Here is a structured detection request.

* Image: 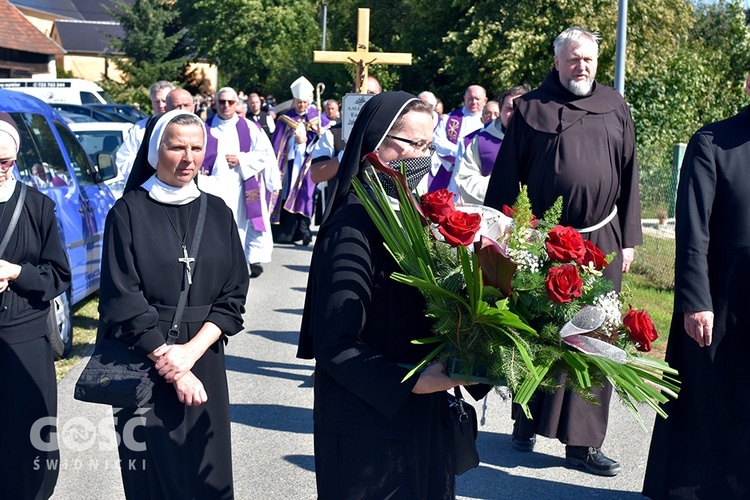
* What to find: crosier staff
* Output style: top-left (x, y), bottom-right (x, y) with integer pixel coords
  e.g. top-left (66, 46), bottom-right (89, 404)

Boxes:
top-left (315, 82), bottom-right (326, 136)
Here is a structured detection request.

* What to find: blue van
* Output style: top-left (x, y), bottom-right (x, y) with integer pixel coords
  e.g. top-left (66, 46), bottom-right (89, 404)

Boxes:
top-left (0, 89), bottom-right (117, 358)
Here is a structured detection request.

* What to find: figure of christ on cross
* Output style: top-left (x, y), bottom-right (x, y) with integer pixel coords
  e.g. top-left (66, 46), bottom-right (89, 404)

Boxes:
top-left (178, 244), bottom-right (195, 285)
top-left (313, 8), bottom-right (412, 94)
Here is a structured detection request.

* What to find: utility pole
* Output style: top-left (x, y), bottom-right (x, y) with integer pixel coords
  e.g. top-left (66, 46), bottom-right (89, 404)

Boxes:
top-left (614, 0), bottom-right (628, 96)
top-left (322, 0), bottom-right (328, 50)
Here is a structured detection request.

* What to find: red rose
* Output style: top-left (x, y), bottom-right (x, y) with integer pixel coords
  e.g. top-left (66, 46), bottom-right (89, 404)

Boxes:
top-left (623, 305), bottom-right (658, 352)
top-left (544, 264), bottom-right (583, 303)
top-left (576, 240), bottom-right (609, 270)
top-left (421, 189), bottom-right (456, 224)
top-left (546, 225), bottom-right (586, 263)
top-left (474, 236), bottom-right (517, 296)
top-left (438, 210), bottom-right (482, 247)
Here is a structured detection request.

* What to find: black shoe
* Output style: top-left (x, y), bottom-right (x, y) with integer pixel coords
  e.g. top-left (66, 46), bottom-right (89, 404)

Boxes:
top-left (565, 446), bottom-right (622, 477)
top-left (249, 263), bottom-right (264, 277)
top-left (511, 427), bottom-right (535, 452)
top-left (294, 233), bottom-right (312, 246)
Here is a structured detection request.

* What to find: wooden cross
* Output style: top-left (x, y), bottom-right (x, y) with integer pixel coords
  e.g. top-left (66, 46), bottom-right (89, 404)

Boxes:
top-left (314, 8), bottom-right (412, 94)
top-left (178, 244), bottom-right (195, 284)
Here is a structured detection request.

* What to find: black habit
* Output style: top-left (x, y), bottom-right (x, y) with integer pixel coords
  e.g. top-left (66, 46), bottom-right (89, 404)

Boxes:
top-left (99, 189), bottom-right (248, 499)
top-left (484, 69), bottom-right (642, 447)
top-left (299, 192), bottom-right (454, 499)
top-left (0, 182), bottom-right (70, 499)
top-left (298, 92), bottom-right (455, 499)
top-left (643, 108), bottom-right (750, 499)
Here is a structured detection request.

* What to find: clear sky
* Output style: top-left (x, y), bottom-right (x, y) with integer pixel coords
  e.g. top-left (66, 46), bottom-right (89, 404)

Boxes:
top-left (697, 0), bottom-right (750, 8)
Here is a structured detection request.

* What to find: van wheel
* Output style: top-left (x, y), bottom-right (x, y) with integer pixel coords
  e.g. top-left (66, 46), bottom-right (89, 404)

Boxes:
top-left (49, 293), bottom-right (73, 359)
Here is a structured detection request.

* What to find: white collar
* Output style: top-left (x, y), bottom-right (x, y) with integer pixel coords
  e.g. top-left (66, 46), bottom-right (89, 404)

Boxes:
top-left (142, 174), bottom-right (201, 205)
top-left (215, 115), bottom-right (238, 128)
top-left (462, 107), bottom-right (482, 118)
top-left (483, 119), bottom-right (506, 140)
top-left (0, 175), bottom-right (17, 203)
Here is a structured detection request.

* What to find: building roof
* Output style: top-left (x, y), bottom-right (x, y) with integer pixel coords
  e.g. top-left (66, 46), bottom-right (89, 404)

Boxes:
top-left (10, 0), bottom-right (83, 20)
top-left (53, 19), bottom-right (124, 54)
top-left (70, 0), bottom-right (127, 22)
top-left (0, 0), bottom-right (64, 54)
top-left (11, 0), bottom-right (133, 21)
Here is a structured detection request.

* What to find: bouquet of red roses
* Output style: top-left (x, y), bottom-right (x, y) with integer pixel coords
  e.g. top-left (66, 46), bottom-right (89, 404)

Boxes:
top-left (352, 153), bottom-right (678, 425)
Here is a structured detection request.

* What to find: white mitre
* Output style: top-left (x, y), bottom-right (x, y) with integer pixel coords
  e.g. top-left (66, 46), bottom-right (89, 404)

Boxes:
top-left (290, 76), bottom-right (314, 101)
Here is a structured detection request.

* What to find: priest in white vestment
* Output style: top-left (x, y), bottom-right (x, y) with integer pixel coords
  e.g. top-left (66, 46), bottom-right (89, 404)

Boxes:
top-left (430, 85), bottom-right (487, 194)
top-left (198, 87), bottom-right (280, 277)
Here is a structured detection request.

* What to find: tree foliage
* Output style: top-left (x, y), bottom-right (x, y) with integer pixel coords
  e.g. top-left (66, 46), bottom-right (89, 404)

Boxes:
top-left (106, 0), bottom-right (189, 111)
top-left (176, 0), bottom-right (323, 99)
top-left (626, 0), bottom-right (749, 215)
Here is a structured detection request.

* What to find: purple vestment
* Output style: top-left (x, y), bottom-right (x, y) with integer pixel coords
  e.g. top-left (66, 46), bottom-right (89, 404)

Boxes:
top-left (203, 117), bottom-right (266, 232)
top-left (269, 107), bottom-right (328, 221)
top-left (476, 129), bottom-right (503, 176)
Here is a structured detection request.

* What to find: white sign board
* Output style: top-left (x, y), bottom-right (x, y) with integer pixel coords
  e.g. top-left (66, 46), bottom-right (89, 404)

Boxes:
top-left (341, 93), bottom-right (375, 143)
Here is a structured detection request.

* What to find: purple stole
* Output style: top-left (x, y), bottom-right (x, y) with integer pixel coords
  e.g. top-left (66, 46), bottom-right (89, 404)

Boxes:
top-left (203, 117), bottom-right (266, 232)
top-left (429, 109), bottom-right (473, 192)
top-left (51, 175), bottom-right (67, 187)
top-left (476, 129), bottom-right (503, 176)
top-left (269, 108), bottom-right (326, 221)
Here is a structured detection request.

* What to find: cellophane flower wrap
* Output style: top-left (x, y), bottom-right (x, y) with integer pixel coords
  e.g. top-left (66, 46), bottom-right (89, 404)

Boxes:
top-left (351, 153), bottom-right (679, 426)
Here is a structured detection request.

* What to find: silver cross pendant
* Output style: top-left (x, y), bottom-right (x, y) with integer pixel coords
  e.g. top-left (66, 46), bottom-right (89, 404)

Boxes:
top-left (177, 244), bottom-right (195, 284)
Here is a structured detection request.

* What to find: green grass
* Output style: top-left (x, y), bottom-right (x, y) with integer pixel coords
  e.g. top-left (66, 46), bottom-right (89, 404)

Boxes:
top-left (54, 294), bottom-right (99, 382)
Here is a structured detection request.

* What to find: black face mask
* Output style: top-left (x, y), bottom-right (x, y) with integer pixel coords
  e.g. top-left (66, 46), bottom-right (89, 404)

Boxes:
top-left (376, 156), bottom-right (432, 198)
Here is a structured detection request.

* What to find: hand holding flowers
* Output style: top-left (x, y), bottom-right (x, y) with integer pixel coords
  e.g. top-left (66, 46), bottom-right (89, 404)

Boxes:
top-left (352, 153), bottom-right (679, 426)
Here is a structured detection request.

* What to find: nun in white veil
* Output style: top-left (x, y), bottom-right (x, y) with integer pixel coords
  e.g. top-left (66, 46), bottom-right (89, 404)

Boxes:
top-left (98, 110), bottom-right (248, 499)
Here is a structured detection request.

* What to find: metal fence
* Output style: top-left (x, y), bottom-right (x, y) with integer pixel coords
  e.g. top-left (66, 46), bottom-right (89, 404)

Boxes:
top-left (634, 144), bottom-right (684, 291)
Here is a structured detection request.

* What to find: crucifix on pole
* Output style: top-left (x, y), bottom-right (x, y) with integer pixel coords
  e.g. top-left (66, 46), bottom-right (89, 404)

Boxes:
top-left (313, 8), bottom-right (412, 94)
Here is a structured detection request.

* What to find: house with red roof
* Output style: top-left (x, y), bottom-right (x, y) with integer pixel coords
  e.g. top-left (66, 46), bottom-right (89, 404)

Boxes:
top-left (0, 0), bottom-right (64, 77)
top-left (9, 0), bottom-right (129, 81)
top-left (5, 0), bottom-right (216, 93)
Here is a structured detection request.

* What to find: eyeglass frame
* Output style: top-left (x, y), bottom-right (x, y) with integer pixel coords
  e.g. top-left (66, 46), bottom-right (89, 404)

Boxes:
top-left (218, 99), bottom-right (237, 106)
top-left (385, 135), bottom-right (436, 155)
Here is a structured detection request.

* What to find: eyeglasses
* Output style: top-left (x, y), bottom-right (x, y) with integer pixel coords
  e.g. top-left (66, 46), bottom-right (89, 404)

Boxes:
top-left (218, 99), bottom-right (236, 106)
top-left (0, 158), bottom-right (15, 168)
top-left (386, 135), bottom-right (436, 155)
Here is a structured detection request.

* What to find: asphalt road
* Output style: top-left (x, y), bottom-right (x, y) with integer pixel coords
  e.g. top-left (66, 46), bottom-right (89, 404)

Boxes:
top-left (52, 239), bottom-right (655, 500)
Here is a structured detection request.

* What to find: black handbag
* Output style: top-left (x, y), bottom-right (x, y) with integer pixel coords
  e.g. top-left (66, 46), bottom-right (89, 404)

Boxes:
top-left (74, 194), bottom-right (207, 407)
top-left (73, 331), bottom-right (159, 407)
top-left (449, 386), bottom-right (480, 475)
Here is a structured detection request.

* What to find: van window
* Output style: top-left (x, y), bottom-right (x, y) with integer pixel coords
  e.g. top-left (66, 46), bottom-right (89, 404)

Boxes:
top-left (9, 112), bottom-right (70, 188)
top-left (79, 92), bottom-right (100, 104)
top-left (54, 122), bottom-right (97, 185)
top-left (73, 130), bottom-right (123, 161)
top-left (99, 90), bottom-right (115, 104)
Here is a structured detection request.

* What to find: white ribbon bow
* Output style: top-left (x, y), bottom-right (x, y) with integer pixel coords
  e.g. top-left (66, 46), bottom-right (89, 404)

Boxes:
top-left (560, 306), bottom-right (627, 364)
